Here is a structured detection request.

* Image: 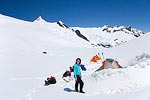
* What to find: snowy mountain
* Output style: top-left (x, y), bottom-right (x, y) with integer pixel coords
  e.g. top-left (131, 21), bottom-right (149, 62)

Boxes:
top-left (73, 25), bottom-right (146, 48)
top-left (0, 14), bottom-right (150, 100)
top-left (32, 15), bottom-right (146, 48)
top-left (0, 14), bottom-right (146, 49)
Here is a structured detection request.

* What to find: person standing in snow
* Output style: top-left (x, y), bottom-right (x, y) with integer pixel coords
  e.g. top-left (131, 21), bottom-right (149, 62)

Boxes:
top-left (74, 58), bottom-right (85, 93)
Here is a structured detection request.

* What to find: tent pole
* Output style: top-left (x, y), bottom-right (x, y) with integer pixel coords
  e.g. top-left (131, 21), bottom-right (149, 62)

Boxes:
top-left (102, 52), bottom-right (105, 60)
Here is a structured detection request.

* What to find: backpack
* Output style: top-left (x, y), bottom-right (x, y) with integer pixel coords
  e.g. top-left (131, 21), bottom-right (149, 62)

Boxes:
top-left (47, 76), bottom-right (56, 81)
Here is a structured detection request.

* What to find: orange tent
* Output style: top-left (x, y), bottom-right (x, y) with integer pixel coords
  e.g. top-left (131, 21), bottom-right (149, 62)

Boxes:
top-left (90, 55), bottom-right (101, 62)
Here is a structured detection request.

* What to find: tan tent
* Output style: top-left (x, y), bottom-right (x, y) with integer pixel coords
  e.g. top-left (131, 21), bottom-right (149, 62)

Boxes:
top-left (95, 58), bottom-right (122, 71)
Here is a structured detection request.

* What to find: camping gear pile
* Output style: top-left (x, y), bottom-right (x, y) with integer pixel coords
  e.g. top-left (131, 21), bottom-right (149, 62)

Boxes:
top-left (45, 76), bottom-right (56, 86)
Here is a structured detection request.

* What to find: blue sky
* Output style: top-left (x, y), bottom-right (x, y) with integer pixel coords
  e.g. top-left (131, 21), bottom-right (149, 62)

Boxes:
top-left (0, 0), bottom-right (150, 32)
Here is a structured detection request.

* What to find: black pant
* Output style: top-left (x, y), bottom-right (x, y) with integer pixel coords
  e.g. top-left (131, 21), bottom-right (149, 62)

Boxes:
top-left (75, 75), bottom-right (84, 92)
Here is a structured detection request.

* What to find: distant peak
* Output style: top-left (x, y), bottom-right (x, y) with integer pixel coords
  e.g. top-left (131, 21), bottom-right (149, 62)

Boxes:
top-left (57, 20), bottom-right (64, 24)
top-left (36, 16), bottom-right (42, 21)
top-left (34, 16), bottom-right (47, 22)
top-left (57, 21), bottom-right (69, 29)
top-left (101, 25), bottom-right (145, 37)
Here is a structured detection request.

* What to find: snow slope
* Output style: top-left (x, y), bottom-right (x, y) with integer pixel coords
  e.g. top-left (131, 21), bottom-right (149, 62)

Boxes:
top-left (0, 14), bottom-right (150, 100)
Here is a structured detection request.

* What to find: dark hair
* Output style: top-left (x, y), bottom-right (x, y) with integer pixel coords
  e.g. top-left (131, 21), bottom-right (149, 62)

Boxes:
top-left (75, 58), bottom-right (81, 65)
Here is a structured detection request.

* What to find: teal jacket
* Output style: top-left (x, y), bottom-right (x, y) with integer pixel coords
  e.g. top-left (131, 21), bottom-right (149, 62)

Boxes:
top-left (74, 64), bottom-right (81, 78)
